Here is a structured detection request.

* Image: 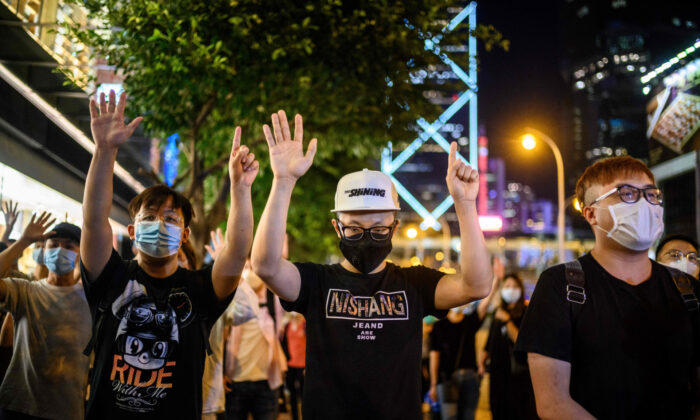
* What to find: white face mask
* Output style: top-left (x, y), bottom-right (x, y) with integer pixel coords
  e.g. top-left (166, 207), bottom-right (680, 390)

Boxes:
top-left (501, 288), bottom-right (522, 304)
top-left (595, 200), bottom-right (664, 251)
top-left (134, 221), bottom-right (183, 258)
top-left (662, 260), bottom-right (700, 278)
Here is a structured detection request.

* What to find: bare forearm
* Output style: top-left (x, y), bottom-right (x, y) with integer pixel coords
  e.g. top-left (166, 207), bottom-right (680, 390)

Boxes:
top-left (477, 275), bottom-right (500, 319)
top-left (212, 187), bottom-right (253, 298)
top-left (537, 398), bottom-right (596, 420)
top-left (454, 200), bottom-right (491, 299)
top-left (81, 148), bottom-right (117, 277)
top-left (429, 351), bottom-right (440, 386)
top-left (83, 149), bottom-right (117, 228)
top-left (504, 320), bottom-right (519, 342)
top-left (0, 227), bottom-right (11, 244)
top-left (529, 354), bottom-right (596, 420)
top-left (0, 238), bottom-right (30, 278)
top-left (251, 178), bottom-right (295, 278)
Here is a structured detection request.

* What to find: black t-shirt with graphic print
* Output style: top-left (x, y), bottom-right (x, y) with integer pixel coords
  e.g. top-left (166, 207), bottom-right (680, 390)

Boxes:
top-left (515, 253), bottom-right (700, 420)
top-left (280, 262), bottom-right (447, 420)
top-left (81, 249), bottom-right (234, 420)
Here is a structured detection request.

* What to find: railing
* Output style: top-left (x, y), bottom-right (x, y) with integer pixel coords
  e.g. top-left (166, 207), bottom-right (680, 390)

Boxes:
top-left (1, 0), bottom-right (92, 87)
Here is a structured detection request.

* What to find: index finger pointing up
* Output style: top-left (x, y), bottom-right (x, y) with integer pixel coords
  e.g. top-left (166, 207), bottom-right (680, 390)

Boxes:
top-left (448, 142), bottom-right (458, 167)
top-left (231, 126), bottom-right (241, 152)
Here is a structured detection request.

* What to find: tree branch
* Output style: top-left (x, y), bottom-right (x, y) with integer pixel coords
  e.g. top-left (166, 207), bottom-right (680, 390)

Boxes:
top-left (206, 177), bottom-right (231, 228)
top-left (137, 167), bottom-right (163, 185)
top-left (194, 96), bottom-right (217, 132)
top-left (171, 167), bottom-right (191, 189)
top-left (199, 155), bottom-right (230, 182)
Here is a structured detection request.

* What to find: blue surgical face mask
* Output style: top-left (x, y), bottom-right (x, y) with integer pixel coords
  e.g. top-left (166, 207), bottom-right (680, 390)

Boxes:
top-left (134, 221), bottom-right (182, 258)
top-left (44, 247), bottom-right (77, 275)
top-left (32, 247), bottom-right (44, 265)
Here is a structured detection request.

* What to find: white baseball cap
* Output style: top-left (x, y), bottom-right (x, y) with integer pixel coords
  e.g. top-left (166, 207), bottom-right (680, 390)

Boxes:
top-left (331, 169), bottom-right (401, 212)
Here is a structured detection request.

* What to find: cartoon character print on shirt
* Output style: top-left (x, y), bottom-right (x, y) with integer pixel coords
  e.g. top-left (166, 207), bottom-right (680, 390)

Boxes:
top-left (325, 288), bottom-right (410, 341)
top-left (108, 280), bottom-right (194, 413)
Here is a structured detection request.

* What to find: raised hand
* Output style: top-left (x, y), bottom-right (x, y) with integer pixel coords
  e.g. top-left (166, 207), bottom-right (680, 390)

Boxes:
top-left (19, 212), bottom-right (55, 244)
top-left (1, 200), bottom-right (19, 230)
top-left (446, 142), bottom-right (479, 203)
top-left (205, 228), bottom-right (225, 261)
top-left (229, 127), bottom-right (259, 188)
top-left (263, 110), bottom-right (317, 181)
top-left (89, 90), bottom-right (143, 150)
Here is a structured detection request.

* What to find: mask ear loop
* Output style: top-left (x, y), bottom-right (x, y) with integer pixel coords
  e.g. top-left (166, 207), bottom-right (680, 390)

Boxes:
top-left (591, 204), bottom-right (619, 238)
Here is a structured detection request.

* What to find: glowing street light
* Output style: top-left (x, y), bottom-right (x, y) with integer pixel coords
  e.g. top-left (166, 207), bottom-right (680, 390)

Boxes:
top-left (522, 134), bottom-right (537, 150)
top-left (522, 127), bottom-right (566, 263)
top-left (573, 198), bottom-right (582, 213)
top-left (406, 227), bottom-right (418, 239)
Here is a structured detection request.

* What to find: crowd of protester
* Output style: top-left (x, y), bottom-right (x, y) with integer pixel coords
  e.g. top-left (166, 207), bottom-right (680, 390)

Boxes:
top-left (0, 90), bottom-right (697, 420)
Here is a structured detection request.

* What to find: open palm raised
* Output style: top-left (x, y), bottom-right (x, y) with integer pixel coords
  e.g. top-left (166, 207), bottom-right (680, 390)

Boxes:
top-left (19, 211), bottom-right (56, 244)
top-left (263, 110), bottom-right (317, 181)
top-left (89, 90), bottom-right (143, 150)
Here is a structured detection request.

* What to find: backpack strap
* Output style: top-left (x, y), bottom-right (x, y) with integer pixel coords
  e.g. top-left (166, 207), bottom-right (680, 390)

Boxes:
top-left (564, 259), bottom-right (586, 305)
top-left (665, 266), bottom-right (699, 312)
top-left (82, 259), bottom-right (139, 356)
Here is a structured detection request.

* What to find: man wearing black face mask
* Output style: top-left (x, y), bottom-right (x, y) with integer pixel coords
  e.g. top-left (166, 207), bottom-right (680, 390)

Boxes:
top-left (251, 110), bottom-right (493, 420)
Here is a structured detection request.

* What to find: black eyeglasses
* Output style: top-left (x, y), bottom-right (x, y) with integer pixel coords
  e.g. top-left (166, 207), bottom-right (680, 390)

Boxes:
top-left (337, 221), bottom-right (397, 241)
top-left (589, 184), bottom-right (663, 206)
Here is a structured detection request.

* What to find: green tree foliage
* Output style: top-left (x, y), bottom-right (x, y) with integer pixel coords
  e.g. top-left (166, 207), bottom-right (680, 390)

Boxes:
top-left (65, 0), bottom-right (507, 263)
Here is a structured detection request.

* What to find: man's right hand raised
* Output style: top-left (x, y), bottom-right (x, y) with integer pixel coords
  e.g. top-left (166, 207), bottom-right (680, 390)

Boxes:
top-left (262, 110), bottom-right (317, 181)
top-left (89, 90), bottom-right (143, 150)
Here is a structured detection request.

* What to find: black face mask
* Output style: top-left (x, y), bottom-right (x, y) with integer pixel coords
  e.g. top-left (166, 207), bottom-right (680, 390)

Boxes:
top-left (339, 235), bottom-right (393, 275)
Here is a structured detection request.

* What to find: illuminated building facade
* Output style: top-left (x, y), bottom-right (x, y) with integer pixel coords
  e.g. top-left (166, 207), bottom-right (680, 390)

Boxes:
top-left (560, 0), bottom-right (699, 186)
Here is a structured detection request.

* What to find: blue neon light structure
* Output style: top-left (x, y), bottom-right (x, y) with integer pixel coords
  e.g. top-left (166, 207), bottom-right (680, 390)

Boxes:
top-left (163, 133), bottom-right (180, 187)
top-left (381, 2), bottom-right (478, 231)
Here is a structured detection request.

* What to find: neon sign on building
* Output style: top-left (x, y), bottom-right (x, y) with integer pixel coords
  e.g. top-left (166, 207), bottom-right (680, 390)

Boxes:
top-left (382, 2), bottom-right (478, 231)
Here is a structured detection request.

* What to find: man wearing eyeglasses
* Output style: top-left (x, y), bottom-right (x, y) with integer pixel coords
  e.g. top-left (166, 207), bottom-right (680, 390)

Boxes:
top-left (657, 234), bottom-right (699, 279)
top-left (515, 156), bottom-right (700, 419)
top-left (250, 110), bottom-right (492, 420)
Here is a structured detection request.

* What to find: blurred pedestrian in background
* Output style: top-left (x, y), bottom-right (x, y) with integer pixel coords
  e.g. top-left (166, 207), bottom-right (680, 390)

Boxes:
top-left (223, 265), bottom-right (286, 420)
top-left (479, 273), bottom-right (537, 420)
top-left (0, 217), bottom-right (91, 419)
top-left (656, 234), bottom-right (699, 279)
top-left (429, 300), bottom-right (484, 420)
top-left (282, 311), bottom-right (306, 420)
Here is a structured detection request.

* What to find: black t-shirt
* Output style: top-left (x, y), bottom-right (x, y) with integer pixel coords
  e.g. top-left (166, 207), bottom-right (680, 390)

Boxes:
top-left (429, 311), bottom-right (481, 381)
top-left (485, 310), bottom-right (527, 377)
top-left (280, 262), bottom-right (446, 420)
top-left (81, 250), bottom-right (234, 420)
top-left (515, 253), bottom-right (700, 420)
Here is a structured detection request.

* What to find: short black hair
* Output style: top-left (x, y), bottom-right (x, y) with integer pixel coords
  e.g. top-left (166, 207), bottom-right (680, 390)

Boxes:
top-left (656, 234), bottom-right (699, 256)
top-left (128, 184), bottom-right (194, 227)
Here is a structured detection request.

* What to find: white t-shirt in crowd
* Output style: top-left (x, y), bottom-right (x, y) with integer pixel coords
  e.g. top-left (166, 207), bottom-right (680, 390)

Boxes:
top-left (0, 277), bottom-right (91, 419)
top-left (201, 316), bottom-right (226, 415)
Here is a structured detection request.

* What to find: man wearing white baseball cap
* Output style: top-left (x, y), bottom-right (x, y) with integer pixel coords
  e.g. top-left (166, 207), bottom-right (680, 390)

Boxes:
top-left (251, 110), bottom-right (492, 420)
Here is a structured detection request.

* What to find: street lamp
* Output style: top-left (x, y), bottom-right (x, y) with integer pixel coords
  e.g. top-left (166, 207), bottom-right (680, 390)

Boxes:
top-left (522, 127), bottom-right (566, 264)
top-left (522, 134), bottom-right (536, 150)
top-left (406, 227), bottom-right (418, 239)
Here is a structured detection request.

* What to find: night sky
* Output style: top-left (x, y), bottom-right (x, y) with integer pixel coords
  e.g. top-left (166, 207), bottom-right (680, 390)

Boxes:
top-left (477, 0), bottom-right (565, 202)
